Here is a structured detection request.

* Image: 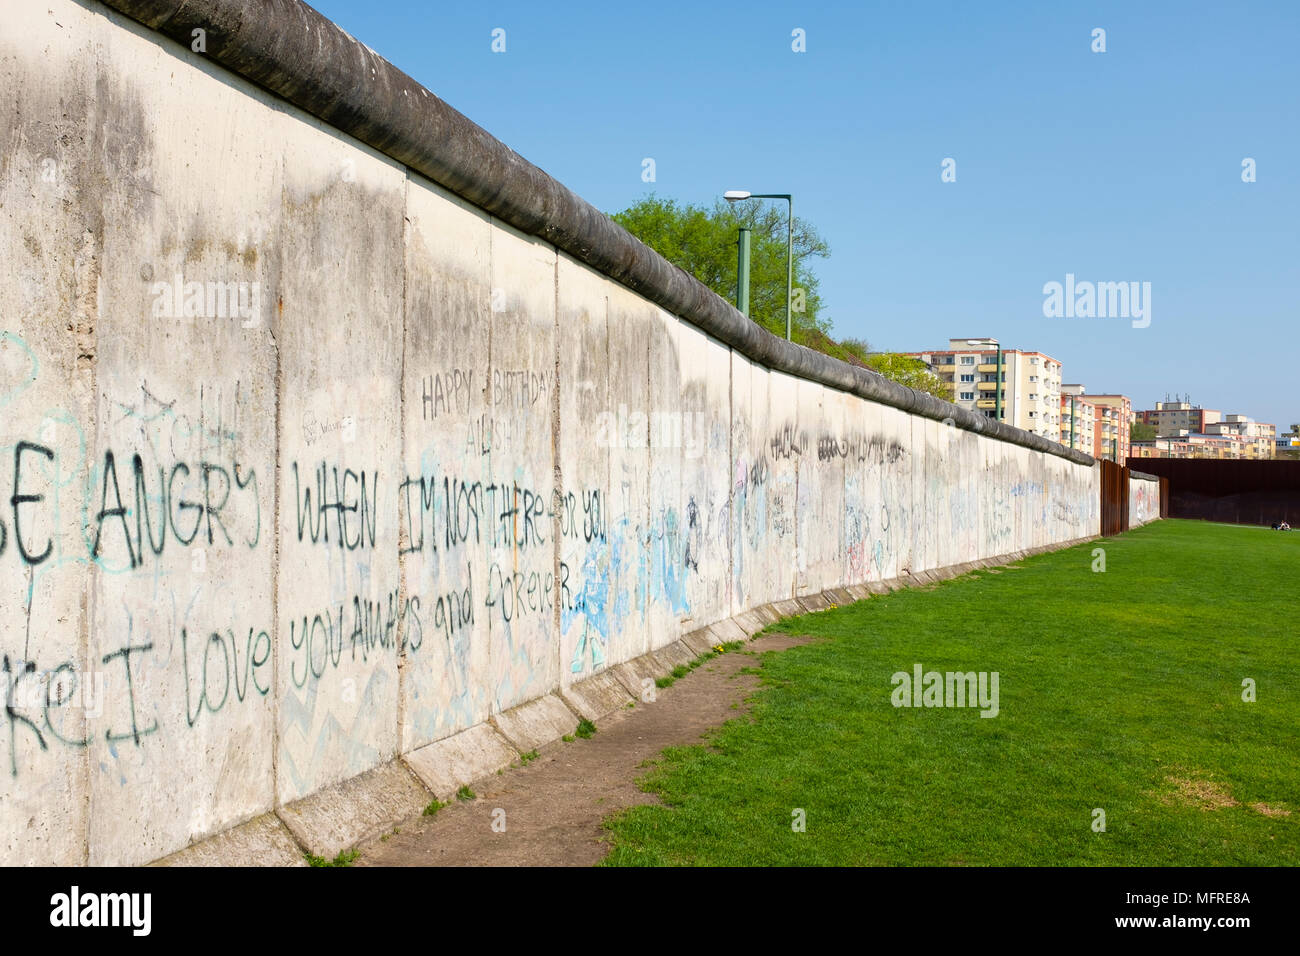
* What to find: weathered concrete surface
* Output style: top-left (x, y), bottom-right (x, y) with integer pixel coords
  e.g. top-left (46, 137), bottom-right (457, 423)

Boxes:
top-left (0, 0), bottom-right (1134, 865)
top-left (403, 724), bottom-right (518, 800)
top-left (490, 695), bottom-right (578, 754)
top-left (651, 639), bottom-right (695, 671)
top-left (276, 761), bottom-right (431, 859)
top-left (680, 629), bottom-right (718, 657)
top-left (92, 0), bottom-right (1097, 465)
top-left (611, 658), bottom-right (669, 701)
top-left (154, 814), bottom-right (306, 867)
top-left (560, 671), bottom-right (635, 722)
top-left (1130, 473), bottom-right (1161, 527)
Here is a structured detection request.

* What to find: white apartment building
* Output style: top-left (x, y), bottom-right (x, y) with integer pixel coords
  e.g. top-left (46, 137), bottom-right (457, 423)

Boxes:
top-left (1059, 385), bottom-right (1096, 455)
top-left (905, 338), bottom-right (1063, 442)
top-left (1203, 415), bottom-right (1276, 459)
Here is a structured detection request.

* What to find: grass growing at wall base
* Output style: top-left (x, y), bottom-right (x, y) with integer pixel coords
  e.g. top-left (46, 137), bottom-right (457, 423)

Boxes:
top-left (602, 520), bottom-right (1300, 866)
top-left (306, 848), bottom-right (359, 867)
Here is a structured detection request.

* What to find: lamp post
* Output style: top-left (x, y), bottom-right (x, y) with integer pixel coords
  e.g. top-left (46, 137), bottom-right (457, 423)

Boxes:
top-left (735, 226), bottom-right (751, 316)
top-left (725, 190), bottom-right (793, 340)
top-left (967, 338), bottom-right (1004, 424)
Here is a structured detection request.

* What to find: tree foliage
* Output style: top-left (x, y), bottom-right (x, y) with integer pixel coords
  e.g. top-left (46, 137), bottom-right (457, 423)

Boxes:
top-left (863, 352), bottom-right (949, 399)
top-left (611, 194), bottom-right (830, 343)
top-left (1130, 422), bottom-right (1158, 442)
top-left (609, 195), bottom-right (949, 400)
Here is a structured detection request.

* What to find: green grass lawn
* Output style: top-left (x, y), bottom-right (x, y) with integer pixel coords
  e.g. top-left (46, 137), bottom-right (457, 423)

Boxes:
top-left (603, 519), bottom-right (1300, 866)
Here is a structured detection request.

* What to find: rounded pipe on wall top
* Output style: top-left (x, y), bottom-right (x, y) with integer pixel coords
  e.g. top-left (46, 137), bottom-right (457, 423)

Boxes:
top-left (99, 0), bottom-right (1093, 467)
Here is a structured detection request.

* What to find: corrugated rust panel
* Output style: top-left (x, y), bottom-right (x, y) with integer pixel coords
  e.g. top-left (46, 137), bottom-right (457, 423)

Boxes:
top-left (1120, 465), bottom-right (1128, 532)
top-left (1099, 459), bottom-right (1129, 536)
top-left (1123, 459), bottom-right (1300, 526)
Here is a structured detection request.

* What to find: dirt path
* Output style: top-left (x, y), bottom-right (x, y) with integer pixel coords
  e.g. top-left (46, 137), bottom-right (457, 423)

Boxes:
top-left (357, 633), bottom-right (810, 867)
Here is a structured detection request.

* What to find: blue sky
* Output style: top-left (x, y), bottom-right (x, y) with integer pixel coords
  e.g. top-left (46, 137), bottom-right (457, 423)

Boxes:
top-left (314, 0), bottom-right (1299, 429)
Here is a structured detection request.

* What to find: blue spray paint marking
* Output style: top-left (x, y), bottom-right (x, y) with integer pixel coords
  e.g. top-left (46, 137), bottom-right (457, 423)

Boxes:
top-left (566, 543), bottom-right (609, 673)
top-left (649, 506), bottom-right (689, 617)
top-left (0, 331), bottom-right (39, 410)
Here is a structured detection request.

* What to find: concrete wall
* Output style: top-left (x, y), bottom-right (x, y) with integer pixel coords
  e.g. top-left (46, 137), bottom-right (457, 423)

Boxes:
top-left (1129, 474), bottom-right (1162, 527)
top-left (2, 0), bottom-right (1105, 865)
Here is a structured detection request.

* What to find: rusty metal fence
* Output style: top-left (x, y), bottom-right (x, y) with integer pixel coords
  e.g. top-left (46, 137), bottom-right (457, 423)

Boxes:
top-left (1123, 458), bottom-right (1300, 526)
top-left (1099, 459), bottom-right (1130, 536)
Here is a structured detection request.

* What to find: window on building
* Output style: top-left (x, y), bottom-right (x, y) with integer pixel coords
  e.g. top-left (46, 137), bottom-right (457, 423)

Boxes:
top-left (960, 374), bottom-right (974, 383)
top-left (960, 392), bottom-right (974, 401)
top-left (960, 356), bottom-right (974, 365)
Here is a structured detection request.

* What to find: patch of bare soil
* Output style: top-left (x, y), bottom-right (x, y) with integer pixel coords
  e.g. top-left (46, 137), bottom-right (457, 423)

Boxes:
top-left (357, 633), bottom-right (813, 867)
top-left (1159, 772), bottom-right (1240, 811)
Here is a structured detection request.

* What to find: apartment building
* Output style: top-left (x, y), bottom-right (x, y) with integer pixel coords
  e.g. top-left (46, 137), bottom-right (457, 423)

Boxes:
top-left (1059, 385), bottom-right (1131, 461)
top-left (905, 338), bottom-right (1062, 442)
top-left (1059, 387), bottom-right (1096, 455)
top-left (1132, 433), bottom-right (1272, 460)
top-left (1204, 415), bottom-right (1276, 459)
top-left (1137, 399), bottom-right (1221, 435)
top-left (1088, 394), bottom-right (1133, 463)
top-left (1132, 404), bottom-right (1277, 459)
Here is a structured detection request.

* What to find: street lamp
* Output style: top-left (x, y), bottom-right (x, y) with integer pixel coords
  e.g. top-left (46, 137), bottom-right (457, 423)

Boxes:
top-left (725, 190), bottom-right (793, 340)
top-left (735, 226), bottom-right (751, 316)
top-left (1069, 393), bottom-right (1076, 450)
top-left (967, 338), bottom-right (1004, 424)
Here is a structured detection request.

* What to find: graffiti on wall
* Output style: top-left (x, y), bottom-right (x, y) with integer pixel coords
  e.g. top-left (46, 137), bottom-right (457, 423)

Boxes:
top-left (1, 318), bottom-right (1106, 864)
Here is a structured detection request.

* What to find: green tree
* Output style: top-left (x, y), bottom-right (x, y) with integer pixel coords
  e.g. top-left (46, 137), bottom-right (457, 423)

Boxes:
top-left (610, 194), bottom-right (950, 401)
top-left (611, 194), bottom-right (833, 346)
top-left (863, 352), bottom-right (949, 400)
top-left (1131, 421), bottom-right (1158, 442)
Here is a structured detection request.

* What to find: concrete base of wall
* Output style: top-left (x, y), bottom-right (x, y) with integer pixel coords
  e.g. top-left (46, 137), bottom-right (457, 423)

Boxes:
top-left (561, 672), bottom-right (635, 721)
top-left (156, 534), bottom-right (1096, 866)
top-left (405, 724), bottom-right (520, 800)
top-left (153, 813), bottom-right (307, 867)
top-left (276, 762), bottom-right (433, 860)
top-left (490, 696), bottom-right (582, 754)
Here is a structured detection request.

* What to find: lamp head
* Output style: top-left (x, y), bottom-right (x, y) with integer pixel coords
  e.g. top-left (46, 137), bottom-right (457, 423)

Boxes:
top-left (724, 190), bottom-right (752, 201)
